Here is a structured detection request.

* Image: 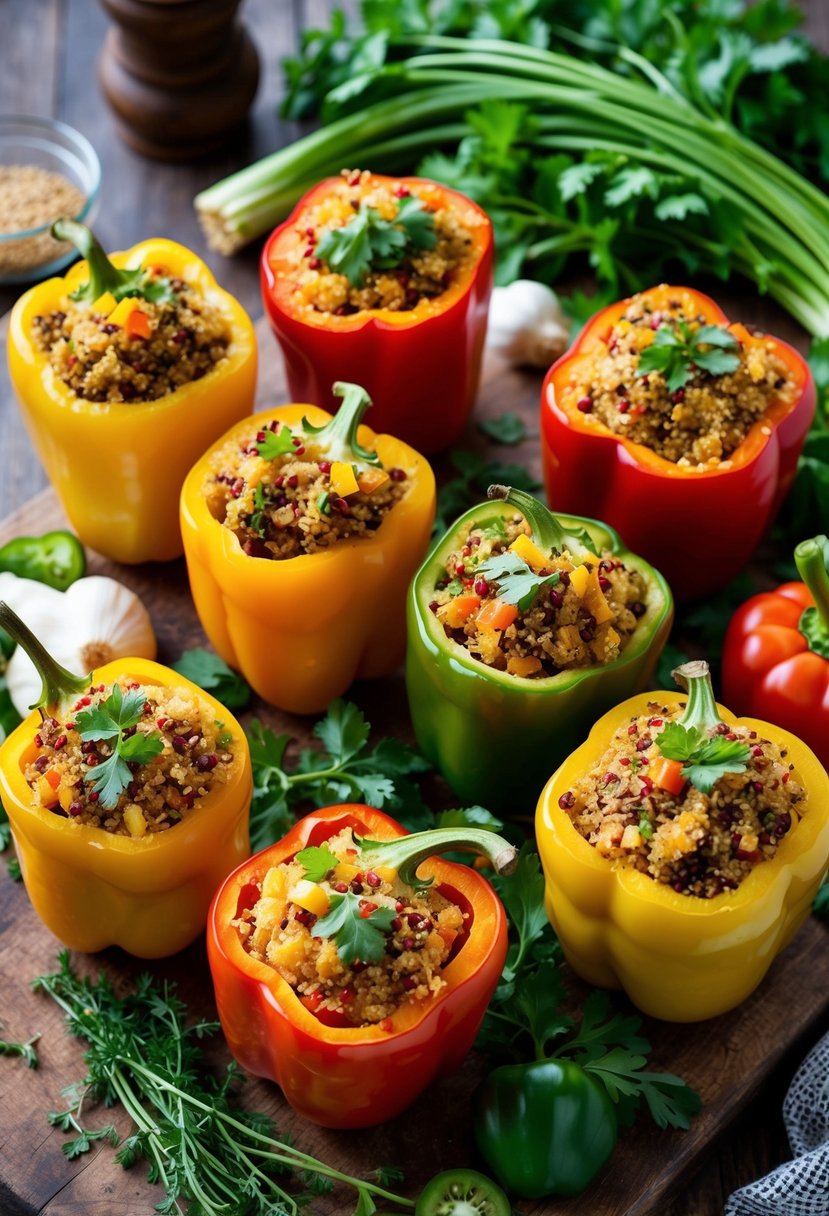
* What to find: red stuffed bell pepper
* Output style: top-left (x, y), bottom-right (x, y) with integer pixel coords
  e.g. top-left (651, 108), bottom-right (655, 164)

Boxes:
top-left (541, 285), bottom-right (815, 600)
top-left (207, 804), bottom-right (514, 1128)
top-left (260, 171), bottom-right (493, 453)
top-left (722, 535), bottom-right (829, 770)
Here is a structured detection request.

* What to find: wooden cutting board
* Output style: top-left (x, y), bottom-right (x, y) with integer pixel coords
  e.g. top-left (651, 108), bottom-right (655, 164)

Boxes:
top-left (0, 315), bottom-right (827, 1216)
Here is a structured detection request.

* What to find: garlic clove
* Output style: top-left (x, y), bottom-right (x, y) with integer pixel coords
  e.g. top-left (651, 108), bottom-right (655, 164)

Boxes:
top-left (486, 279), bottom-right (570, 368)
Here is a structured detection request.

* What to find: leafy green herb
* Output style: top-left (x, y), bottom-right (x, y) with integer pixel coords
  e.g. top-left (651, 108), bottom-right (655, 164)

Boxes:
top-left (444, 577), bottom-right (464, 596)
top-left (0, 1033), bottom-right (39, 1069)
top-left (314, 892), bottom-right (396, 964)
top-left (75, 686), bottom-right (164, 809)
top-left (476, 550), bottom-right (559, 612)
top-left (478, 412), bottom-right (527, 446)
top-left (7, 856), bottom-right (21, 882)
top-left (246, 699), bottom-right (433, 849)
top-left (638, 813), bottom-right (654, 841)
top-left (433, 450), bottom-right (541, 539)
top-left (315, 195), bottom-right (436, 287)
top-left (249, 482), bottom-right (269, 536)
top-left (0, 805), bottom-right (11, 854)
top-left (33, 953), bottom-right (413, 1215)
top-left (636, 321), bottom-right (741, 393)
top-left (172, 648), bottom-right (252, 710)
top-left (657, 722), bottom-right (751, 793)
top-left (296, 844), bottom-right (340, 882)
top-left (257, 425), bottom-right (296, 461)
top-left (317, 490), bottom-right (332, 516)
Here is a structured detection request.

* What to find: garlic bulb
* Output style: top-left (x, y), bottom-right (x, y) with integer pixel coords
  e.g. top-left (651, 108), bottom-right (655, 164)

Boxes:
top-left (4, 574), bottom-right (156, 716)
top-left (486, 279), bottom-right (570, 368)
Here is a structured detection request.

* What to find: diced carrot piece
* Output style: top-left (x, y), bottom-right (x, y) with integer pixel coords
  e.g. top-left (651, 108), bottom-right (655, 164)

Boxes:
top-left (437, 925), bottom-right (458, 949)
top-left (124, 308), bottom-right (152, 340)
top-left (356, 467), bottom-right (389, 494)
top-left (330, 461), bottom-right (360, 496)
top-left (651, 756), bottom-right (686, 796)
top-left (506, 655), bottom-right (543, 678)
top-left (437, 594), bottom-right (481, 629)
top-left (44, 769), bottom-right (61, 790)
top-left (509, 533), bottom-right (550, 572)
top-left (477, 599), bottom-right (518, 632)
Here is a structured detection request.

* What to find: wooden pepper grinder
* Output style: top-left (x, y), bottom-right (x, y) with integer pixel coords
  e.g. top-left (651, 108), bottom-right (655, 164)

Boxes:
top-left (98, 0), bottom-right (260, 160)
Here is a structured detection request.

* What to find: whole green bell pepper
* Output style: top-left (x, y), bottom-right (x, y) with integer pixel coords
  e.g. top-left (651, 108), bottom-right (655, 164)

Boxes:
top-left (405, 486), bottom-right (673, 811)
top-left (473, 1059), bottom-right (618, 1198)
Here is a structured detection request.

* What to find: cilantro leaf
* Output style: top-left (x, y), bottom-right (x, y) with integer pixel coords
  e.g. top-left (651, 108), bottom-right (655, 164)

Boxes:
top-left (315, 197), bottom-right (436, 287)
top-left (313, 698), bottom-right (371, 766)
top-left (636, 320), bottom-right (740, 392)
top-left (314, 892), bottom-right (396, 964)
top-left (172, 648), bottom-right (252, 710)
top-left (295, 845), bottom-right (339, 882)
top-left (658, 723), bottom-right (751, 793)
top-left (75, 684), bottom-right (146, 741)
top-left (478, 412), bottom-right (527, 446)
top-left (476, 550), bottom-right (559, 611)
top-left (257, 425), bottom-right (296, 461)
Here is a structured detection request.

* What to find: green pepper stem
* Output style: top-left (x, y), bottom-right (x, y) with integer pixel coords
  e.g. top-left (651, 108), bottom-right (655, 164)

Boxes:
top-left (487, 485), bottom-right (592, 559)
top-left (0, 602), bottom-right (89, 713)
top-left (356, 827), bottom-right (517, 890)
top-left (50, 218), bottom-right (134, 304)
top-left (795, 536), bottom-right (829, 632)
top-left (672, 660), bottom-right (723, 732)
top-left (302, 382), bottom-right (380, 466)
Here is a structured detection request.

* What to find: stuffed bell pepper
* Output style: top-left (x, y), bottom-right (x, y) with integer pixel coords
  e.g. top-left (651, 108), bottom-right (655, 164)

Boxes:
top-left (207, 803), bottom-right (515, 1127)
top-left (7, 220), bottom-right (257, 564)
top-left (541, 285), bottom-right (815, 600)
top-left (536, 661), bottom-right (829, 1021)
top-left (722, 535), bottom-right (829, 770)
top-left (406, 485), bottom-right (672, 811)
top-left (0, 602), bottom-right (252, 957)
top-left (260, 170), bottom-right (493, 453)
top-left (180, 380), bottom-right (435, 714)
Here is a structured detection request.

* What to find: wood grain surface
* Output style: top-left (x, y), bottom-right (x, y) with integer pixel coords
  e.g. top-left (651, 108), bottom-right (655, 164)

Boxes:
top-left (2, 1), bottom-right (829, 1213)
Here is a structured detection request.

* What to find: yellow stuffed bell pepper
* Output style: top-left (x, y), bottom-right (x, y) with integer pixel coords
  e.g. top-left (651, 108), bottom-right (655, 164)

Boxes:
top-left (7, 219), bottom-right (256, 564)
top-left (0, 602), bottom-right (252, 958)
top-left (536, 661), bottom-right (829, 1021)
top-left (180, 381), bottom-right (436, 714)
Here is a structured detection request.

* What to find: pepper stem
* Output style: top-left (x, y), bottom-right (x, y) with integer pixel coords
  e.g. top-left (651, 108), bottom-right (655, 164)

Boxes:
top-left (51, 218), bottom-right (135, 303)
top-left (795, 536), bottom-right (829, 657)
top-left (487, 485), bottom-right (593, 560)
top-left (672, 660), bottom-right (723, 732)
top-left (302, 382), bottom-right (380, 466)
top-left (355, 827), bottom-right (517, 890)
top-left (0, 602), bottom-right (90, 713)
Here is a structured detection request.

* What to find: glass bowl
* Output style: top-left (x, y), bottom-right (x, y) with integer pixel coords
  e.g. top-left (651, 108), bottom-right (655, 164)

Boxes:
top-left (0, 115), bottom-right (101, 285)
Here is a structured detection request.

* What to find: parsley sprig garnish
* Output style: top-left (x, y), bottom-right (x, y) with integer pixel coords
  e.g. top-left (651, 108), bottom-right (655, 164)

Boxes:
top-left (75, 685), bottom-right (163, 810)
top-left (295, 844), bottom-right (339, 882)
top-left (256, 425), bottom-right (295, 461)
top-left (315, 195), bottom-right (437, 287)
top-left (314, 892), bottom-right (397, 964)
top-left (656, 722), bottom-right (751, 794)
top-left (478, 847), bottom-right (701, 1130)
top-left (476, 550), bottom-right (560, 612)
top-left (636, 319), bottom-right (741, 393)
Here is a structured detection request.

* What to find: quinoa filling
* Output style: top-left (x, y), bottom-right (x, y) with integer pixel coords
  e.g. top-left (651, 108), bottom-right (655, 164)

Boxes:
top-left (206, 419), bottom-right (408, 559)
top-left (565, 289), bottom-right (796, 467)
top-left (559, 701), bottom-right (803, 898)
top-left (286, 168), bottom-right (480, 315)
top-left (236, 828), bottom-right (466, 1027)
top-left (31, 269), bottom-right (230, 403)
top-left (430, 513), bottom-right (647, 677)
top-left (23, 677), bottom-right (236, 836)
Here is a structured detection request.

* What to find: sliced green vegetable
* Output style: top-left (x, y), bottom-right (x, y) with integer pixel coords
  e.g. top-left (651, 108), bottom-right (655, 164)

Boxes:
top-left (0, 531), bottom-right (85, 592)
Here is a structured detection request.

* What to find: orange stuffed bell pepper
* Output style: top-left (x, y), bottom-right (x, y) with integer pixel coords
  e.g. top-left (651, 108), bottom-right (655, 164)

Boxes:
top-left (0, 601), bottom-right (251, 958)
top-left (207, 803), bottom-right (514, 1128)
top-left (536, 661), bottom-right (829, 1021)
top-left (180, 381), bottom-right (435, 713)
top-left (540, 285), bottom-right (815, 600)
top-left (7, 219), bottom-right (257, 564)
top-left (260, 170), bottom-right (493, 453)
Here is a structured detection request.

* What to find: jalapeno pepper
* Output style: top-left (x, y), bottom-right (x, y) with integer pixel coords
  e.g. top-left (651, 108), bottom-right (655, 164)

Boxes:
top-left (0, 602), bottom-right (252, 958)
top-left (0, 530), bottom-right (85, 591)
top-left (7, 221), bottom-right (257, 564)
top-left (207, 803), bottom-right (513, 1127)
top-left (535, 662), bottom-right (829, 1021)
top-left (722, 535), bottom-right (829, 770)
top-left (260, 173), bottom-right (493, 454)
top-left (406, 486), bottom-right (672, 811)
top-left (540, 284), bottom-right (815, 600)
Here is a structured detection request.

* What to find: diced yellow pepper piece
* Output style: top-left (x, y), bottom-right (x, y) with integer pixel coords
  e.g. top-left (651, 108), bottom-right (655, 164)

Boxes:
top-left (91, 291), bottom-right (117, 316)
top-left (509, 533), bottom-right (551, 572)
top-left (289, 878), bottom-right (331, 917)
top-left (333, 861), bottom-right (362, 884)
top-left (568, 564), bottom-right (590, 597)
top-left (123, 804), bottom-right (147, 837)
top-left (620, 825), bottom-right (642, 850)
top-left (372, 864), bottom-right (397, 885)
top-left (507, 655), bottom-right (543, 678)
top-left (267, 935), bottom-right (308, 971)
top-left (583, 571), bottom-right (613, 624)
top-left (108, 296), bottom-right (140, 328)
top-left (35, 776), bottom-right (59, 806)
top-left (58, 786), bottom-right (74, 812)
top-left (330, 461), bottom-right (360, 497)
top-left (356, 467), bottom-right (389, 494)
top-left (261, 865), bottom-right (290, 900)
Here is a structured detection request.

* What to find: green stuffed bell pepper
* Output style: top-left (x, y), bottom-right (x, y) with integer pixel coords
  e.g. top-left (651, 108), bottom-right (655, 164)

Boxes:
top-left (406, 486), bottom-right (673, 811)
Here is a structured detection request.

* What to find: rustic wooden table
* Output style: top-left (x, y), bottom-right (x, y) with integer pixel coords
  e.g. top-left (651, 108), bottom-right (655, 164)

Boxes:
top-left (1, 2), bottom-right (828, 1214)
